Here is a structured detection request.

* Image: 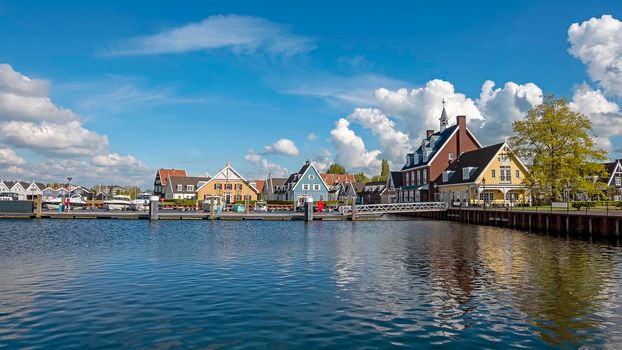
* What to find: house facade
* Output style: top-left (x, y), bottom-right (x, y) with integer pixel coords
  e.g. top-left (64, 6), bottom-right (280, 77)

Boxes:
top-left (154, 168), bottom-right (187, 197)
top-left (399, 105), bottom-right (481, 203)
top-left (263, 176), bottom-right (287, 201)
top-left (435, 142), bottom-right (530, 207)
top-left (603, 159), bottom-right (622, 201)
top-left (195, 164), bottom-right (259, 204)
top-left (165, 176), bottom-right (211, 200)
top-left (0, 181), bottom-right (45, 200)
top-left (274, 161), bottom-right (330, 206)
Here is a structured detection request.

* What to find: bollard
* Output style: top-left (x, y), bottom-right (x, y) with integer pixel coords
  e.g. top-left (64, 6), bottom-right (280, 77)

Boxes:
top-left (351, 197), bottom-right (356, 221)
top-left (304, 197), bottom-right (314, 222)
top-left (210, 197), bottom-right (215, 220)
top-left (35, 194), bottom-right (42, 219)
top-left (149, 196), bottom-right (159, 221)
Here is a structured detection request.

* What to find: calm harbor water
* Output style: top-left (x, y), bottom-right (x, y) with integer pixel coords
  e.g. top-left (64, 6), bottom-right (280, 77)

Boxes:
top-left (1, 219), bottom-right (622, 349)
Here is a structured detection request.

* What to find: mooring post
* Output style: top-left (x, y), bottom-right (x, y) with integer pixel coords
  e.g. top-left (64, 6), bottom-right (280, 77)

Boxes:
top-left (149, 196), bottom-right (159, 221)
top-left (351, 197), bottom-right (356, 221)
top-left (210, 197), bottom-right (215, 220)
top-left (304, 197), bottom-right (314, 222)
top-left (35, 194), bottom-right (42, 219)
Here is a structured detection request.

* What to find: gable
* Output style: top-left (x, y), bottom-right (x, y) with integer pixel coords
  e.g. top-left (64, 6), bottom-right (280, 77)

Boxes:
top-left (607, 161), bottom-right (622, 186)
top-left (11, 182), bottom-right (26, 192)
top-left (293, 163), bottom-right (329, 192)
top-left (0, 182), bottom-right (8, 192)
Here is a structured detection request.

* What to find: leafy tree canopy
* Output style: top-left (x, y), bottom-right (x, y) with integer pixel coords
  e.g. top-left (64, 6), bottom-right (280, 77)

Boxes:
top-left (327, 163), bottom-right (347, 175)
top-left (509, 96), bottom-right (607, 202)
top-left (354, 172), bottom-right (370, 183)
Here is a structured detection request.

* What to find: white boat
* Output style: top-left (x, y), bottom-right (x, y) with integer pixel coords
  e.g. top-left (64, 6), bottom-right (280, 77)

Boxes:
top-left (130, 193), bottom-right (151, 211)
top-left (44, 194), bottom-right (86, 210)
top-left (104, 195), bottom-right (132, 210)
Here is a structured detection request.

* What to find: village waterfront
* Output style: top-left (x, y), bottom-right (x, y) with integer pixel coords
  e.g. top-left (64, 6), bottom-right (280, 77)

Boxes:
top-left (1, 219), bottom-right (622, 349)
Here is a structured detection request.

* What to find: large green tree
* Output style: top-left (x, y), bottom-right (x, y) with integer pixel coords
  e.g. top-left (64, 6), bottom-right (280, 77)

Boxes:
top-left (327, 163), bottom-right (347, 175)
top-left (354, 172), bottom-right (370, 183)
top-left (509, 96), bottom-right (607, 202)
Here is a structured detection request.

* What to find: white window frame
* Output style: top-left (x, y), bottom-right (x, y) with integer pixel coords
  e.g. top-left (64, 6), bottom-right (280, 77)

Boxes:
top-left (423, 170), bottom-right (427, 183)
top-left (312, 184), bottom-right (320, 191)
top-left (449, 152), bottom-right (453, 161)
top-left (417, 171), bottom-right (421, 185)
top-left (308, 175), bottom-right (315, 180)
top-left (616, 177), bottom-right (621, 187)
top-left (177, 184), bottom-right (183, 191)
top-left (442, 172), bottom-right (449, 182)
top-left (302, 184), bottom-right (310, 191)
top-left (186, 185), bottom-right (194, 191)
top-left (463, 168), bottom-right (470, 180)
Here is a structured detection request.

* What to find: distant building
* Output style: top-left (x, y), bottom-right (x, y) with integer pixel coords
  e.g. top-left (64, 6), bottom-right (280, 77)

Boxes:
top-left (165, 176), bottom-right (211, 200)
top-left (154, 168), bottom-right (187, 197)
top-left (195, 163), bottom-right (259, 204)
top-left (251, 180), bottom-right (266, 200)
top-left (399, 103), bottom-right (481, 202)
top-left (435, 142), bottom-right (530, 207)
top-left (357, 181), bottom-right (389, 204)
top-left (0, 181), bottom-right (46, 200)
top-left (320, 173), bottom-right (355, 186)
top-left (263, 176), bottom-right (288, 201)
top-left (385, 171), bottom-right (403, 203)
top-left (274, 160), bottom-right (330, 206)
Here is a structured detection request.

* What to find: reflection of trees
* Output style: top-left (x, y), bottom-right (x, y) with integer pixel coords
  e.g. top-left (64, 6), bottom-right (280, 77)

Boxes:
top-left (478, 227), bottom-right (615, 347)
top-left (516, 241), bottom-right (613, 347)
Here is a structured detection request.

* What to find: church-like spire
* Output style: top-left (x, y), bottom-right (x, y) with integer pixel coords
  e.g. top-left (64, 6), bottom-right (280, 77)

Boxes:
top-left (440, 98), bottom-right (448, 132)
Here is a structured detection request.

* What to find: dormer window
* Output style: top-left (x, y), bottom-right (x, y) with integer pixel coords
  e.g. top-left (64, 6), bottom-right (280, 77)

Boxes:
top-left (442, 171), bottom-right (449, 182)
top-left (449, 152), bottom-right (453, 161)
top-left (177, 184), bottom-right (183, 191)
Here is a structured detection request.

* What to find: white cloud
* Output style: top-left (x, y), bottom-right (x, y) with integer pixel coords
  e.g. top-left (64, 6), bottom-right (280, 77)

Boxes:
top-left (244, 150), bottom-right (289, 177)
top-left (0, 147), bottom-right (25, 165)
top-left (374, 79), bottom-right (484, 138)
top-left (263, 138), bottom-right (299, 156)
top-left (307, 132), bottom-right (318, 141)
top-left (330, 118), bottom-right (381, 174)
top-left (474, 80), bottom-right (543, 144)
top-left (106, 14), bottom-right (314, 56)
top-left (313, 148), bottom-right (333, 172)
top-left (570, 84), bottom-right (622, 151)
top-left (347, 108), bottom-right (411, 164)
top-left (0, 120), bottom-right (108, 157)
top-left (0, 64), bottom-right (49, 97)
top-left (568, 15), bottom-right (622, 98)
top-left (91, 153), bottom-right (146, 168)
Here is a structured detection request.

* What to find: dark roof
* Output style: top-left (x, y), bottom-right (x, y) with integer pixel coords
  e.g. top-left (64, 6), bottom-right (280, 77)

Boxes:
top-left (284, 161), bottom-right (312, 186)
top-left (358, 181), bottom-right (386, 196)
top-left (352, 182), bottom-right (365, 193)
top-left (168, 176), bottom-right (211, 193)
top-left (436, 143), bottom-right (505, 185)
top-left (390, 171), bottom-right (403, 188)
top-left (403, 125), bottom-right (458, 170)
top-left (604, 160), bottom-right (620, 176)
top-left (4, 181), bottom-right (16, 189)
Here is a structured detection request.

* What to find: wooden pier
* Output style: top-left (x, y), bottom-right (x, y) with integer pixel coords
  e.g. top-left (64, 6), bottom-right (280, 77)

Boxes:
top-left (411, 207), bottom-right (622, 238)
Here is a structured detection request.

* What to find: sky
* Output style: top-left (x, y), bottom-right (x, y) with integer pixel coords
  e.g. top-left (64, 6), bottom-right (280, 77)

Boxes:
top-left (0, 0), bottom-right (621, 187)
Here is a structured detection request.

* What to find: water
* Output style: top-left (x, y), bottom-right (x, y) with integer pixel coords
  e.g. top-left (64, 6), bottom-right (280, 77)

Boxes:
top-left (1, 219), bottom-right (621, 349)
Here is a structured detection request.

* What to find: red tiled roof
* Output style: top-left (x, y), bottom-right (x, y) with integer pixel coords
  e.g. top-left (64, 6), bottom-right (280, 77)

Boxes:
top-left (253, 180), bottom-right (266, 193)
top-left (320, 173), bottom-right (355, 186)
top-left (158, 168), bottom-right (187, 186)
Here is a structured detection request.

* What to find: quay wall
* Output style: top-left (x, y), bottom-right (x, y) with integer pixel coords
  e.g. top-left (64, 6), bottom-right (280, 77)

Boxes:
top-left (410, 208), bottom-right (621, 238)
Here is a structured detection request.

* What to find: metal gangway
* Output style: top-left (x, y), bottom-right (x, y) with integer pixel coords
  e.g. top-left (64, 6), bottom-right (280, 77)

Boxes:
top-left (338, 202), bottom-right (449, 216)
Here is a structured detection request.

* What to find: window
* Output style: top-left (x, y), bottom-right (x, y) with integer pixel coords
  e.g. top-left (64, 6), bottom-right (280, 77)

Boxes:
top-left (313, 184), bottom-right (320, 191)
top-left (463, 168), bottom-right (470, 180)
top-left (308, 174), bottom-right (315, 180)
top-left (500, 166), bottom-right (511, 182)
top-left (215, 184), bottom-right (222, 190)
top-left (186, 185), bottom-right (194, 191)
top-left (177, 184), bottom-right (182, 191)
top-left (479, 191), bottom-right (494, 201)
top-left (442, 172), bottom-right (449, 182)
top-left (234, 195), bottom-right (242, 201)
top-left (302, 184), bottom-right (310, 191)
top-left (449, 152), bottom-right (454, 161)
top-left (244, 194), bottom-right (251, 200)
top-left (616, 177), bottom-right (622, 187)
top-left (225, 184), bottom-right (233, 190)
top-left (235, 184), bottom-right (242, 190)
top-left (516, 170), bottom-right (520, 178)
top-left (423, 170), bottom-right (427, 183)
top-left (491, 169), bottom-right (496, 178)
top-left (417, 171), bottom-right (421, 185)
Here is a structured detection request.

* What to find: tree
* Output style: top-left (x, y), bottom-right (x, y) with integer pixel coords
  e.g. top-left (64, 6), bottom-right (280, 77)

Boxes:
top-left (354, 172), bottom-right (370, 183)
top-left (509, 96), bottom-right (607, 202)
top-left (380, 159), bottom-right (390, 178)
top-left (327, 163), bottom-right (347, 175)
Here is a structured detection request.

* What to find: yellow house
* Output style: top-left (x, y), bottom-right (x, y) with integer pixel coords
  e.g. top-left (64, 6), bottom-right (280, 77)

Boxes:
top-left (196, 163), bottom-right (259, 204)
top-left (435, 142), bottom-right (530, 207)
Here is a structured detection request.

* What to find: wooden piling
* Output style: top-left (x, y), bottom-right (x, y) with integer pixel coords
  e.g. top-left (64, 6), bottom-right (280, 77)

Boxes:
top-left (351, 197), bottom-right (356, 221)
top-left (35, 194), bottom-right (42, 219)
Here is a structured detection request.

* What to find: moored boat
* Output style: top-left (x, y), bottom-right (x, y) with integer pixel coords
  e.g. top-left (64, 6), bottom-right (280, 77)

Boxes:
top-left (104, 195), bottom-right (132, 211)
top-left (43, 194), bottom-right (87, 210)
top-left (130, 193), bottom-right (151, 211)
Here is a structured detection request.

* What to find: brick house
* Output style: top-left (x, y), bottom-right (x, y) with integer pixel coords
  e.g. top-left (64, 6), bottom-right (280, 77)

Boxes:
top-left (398, 104), bottom-right (481, 202)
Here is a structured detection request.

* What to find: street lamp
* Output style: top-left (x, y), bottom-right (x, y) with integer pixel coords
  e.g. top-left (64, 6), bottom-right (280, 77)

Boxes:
top-left (482, 177), bottom-right (487, 211)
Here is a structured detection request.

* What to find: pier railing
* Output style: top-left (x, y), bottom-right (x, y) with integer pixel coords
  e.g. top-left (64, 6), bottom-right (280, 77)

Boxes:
top-left (338, 202), bottom-right (449, 215)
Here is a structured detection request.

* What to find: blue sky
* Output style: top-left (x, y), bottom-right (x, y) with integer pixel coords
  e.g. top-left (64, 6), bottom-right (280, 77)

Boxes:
top-left (0, 0), bottom-right (621, 186)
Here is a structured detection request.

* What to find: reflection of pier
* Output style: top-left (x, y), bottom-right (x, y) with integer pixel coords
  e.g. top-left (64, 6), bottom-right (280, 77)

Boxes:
top-left (338, 202), bottom-right (449, 216)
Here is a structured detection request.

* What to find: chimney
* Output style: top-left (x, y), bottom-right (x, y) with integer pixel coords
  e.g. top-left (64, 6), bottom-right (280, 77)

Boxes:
top-left (456, 115), bottom-right (467, 155)
top-left (426, 129), bottom-right (434, 138)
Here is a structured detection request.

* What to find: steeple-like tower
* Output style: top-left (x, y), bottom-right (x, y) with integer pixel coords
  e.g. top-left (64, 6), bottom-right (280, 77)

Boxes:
top-left (440, 98), bottom-right (448, 132)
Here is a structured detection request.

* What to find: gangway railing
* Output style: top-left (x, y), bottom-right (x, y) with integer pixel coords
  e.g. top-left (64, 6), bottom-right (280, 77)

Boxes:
top-left (338, 202), bottom-right (449, 215)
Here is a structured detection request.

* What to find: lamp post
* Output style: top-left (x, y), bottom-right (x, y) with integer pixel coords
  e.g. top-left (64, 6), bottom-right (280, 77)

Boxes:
top-left (482, 177), bottom-right (487, 211)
